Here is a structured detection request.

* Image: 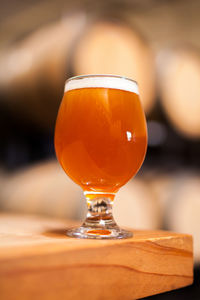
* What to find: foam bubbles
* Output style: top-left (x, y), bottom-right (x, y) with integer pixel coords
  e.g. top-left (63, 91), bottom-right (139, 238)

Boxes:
top-left (64, 75), bottom-right (139, 95)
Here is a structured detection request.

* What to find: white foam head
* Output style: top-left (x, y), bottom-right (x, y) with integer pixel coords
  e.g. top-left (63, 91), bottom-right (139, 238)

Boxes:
top-left (64, 75), bottom-right (139, 95)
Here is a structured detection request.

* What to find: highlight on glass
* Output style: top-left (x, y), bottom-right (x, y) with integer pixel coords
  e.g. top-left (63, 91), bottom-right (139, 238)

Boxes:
top-left (54, 74), bottom-right (147, 239)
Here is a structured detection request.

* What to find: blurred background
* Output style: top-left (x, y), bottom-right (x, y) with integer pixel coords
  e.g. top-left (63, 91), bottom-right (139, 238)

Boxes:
top-left (0, 0), bottom-right (200, 298)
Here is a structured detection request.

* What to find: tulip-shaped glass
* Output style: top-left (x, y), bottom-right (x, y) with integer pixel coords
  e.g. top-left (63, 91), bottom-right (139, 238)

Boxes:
top-left (55, 75), bottom-right (147, 239)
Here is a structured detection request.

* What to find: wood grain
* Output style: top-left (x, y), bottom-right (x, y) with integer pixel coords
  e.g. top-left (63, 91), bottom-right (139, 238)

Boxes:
top-left (0, 214), bottom-right (193, 300)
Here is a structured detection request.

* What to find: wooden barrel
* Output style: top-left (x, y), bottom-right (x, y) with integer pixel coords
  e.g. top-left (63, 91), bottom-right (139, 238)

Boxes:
top-left (72, 20), bottom-right (156, 114)
top-left (0, 159), bottom-right (160, 230)
top-left (0, 17), bottom-right (156, 131)
top-left (164, 173), bottom-right (200, 264)
top-left (0, 13), bottom-right (87, 130)
top-left (147, 173), bottom-right (173, 225)
top-left (157, 47), bottom-right (200, 138)
top-left (149, 172), bottom-right (200, 263)
top-left (114, 178), bottom-right (161, 230)
top-left (0, 160), bottom-right (84, 220)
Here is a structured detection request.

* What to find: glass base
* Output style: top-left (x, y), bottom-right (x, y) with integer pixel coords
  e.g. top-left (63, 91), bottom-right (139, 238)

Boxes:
top-left (66, 225), bottom-right (133, 239)
top-left (66, 193), bottom-right (133, 239)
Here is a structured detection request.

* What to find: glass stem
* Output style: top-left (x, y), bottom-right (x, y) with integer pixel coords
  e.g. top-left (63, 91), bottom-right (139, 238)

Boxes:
top-left (82, 193), bottom-right (118, 229)
top-left (66, 192), bottom-right (133, 238)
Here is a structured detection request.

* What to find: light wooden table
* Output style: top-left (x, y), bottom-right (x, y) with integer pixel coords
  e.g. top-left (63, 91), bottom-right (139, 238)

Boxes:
top-left (0, 214), bottom-right (193, 299)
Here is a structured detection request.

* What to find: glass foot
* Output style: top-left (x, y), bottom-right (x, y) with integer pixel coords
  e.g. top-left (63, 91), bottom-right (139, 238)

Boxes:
top-left (66, 193), bottom-right (133, 239)
top-left (66, 225), bottom-right (133, 239)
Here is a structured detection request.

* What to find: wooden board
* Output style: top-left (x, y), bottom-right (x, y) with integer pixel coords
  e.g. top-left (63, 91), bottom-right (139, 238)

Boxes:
top-left (0, 214), bottom-right (193, 300)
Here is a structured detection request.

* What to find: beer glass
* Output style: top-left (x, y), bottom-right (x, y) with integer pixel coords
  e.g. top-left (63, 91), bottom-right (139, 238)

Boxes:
top-left (55, 75), bottom-right (147, 239)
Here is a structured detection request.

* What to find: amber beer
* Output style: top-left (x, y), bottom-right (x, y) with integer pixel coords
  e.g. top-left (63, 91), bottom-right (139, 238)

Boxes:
top-left (55, 76), bottom-right (147, 193)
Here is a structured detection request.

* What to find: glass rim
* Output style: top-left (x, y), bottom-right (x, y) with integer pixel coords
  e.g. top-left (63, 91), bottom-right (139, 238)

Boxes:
top-left (64, 74), bottom-right (139, 95)
top-left (65, 74), bottom-right (138, 86)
